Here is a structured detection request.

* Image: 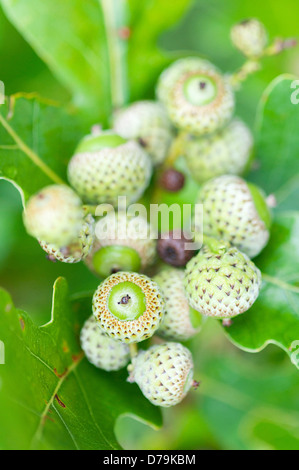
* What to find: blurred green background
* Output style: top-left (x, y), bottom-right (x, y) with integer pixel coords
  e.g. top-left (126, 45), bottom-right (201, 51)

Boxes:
top-left (0, 0), bottom-right (298, 450)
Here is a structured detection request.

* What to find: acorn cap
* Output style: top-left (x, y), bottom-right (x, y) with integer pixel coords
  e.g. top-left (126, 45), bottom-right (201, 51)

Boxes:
top-left (80, 316), bottom-right (130, 371)
top-left (183, 119), bottom-right (254, 183)
top-left (154, 267), bottom-right (205, 341)
top-left (23, 185), bottom-right (84, 247)
top-left (184, 243), bottom-right (262, 319)
top-left (40, 214), bottom-right (94, 263)
top-left (85, 211), bottom-right (156, 277)
top-left (68, 131), bottom-right (152, 206)
top-left (92, 272), bottom-right (165, 344)
top-left (194, 175), bottom-right (271, 258)
top-left (231, 18), bottom-right (268, 59)
top-left (114, 101), bottom-right (174, 166)
top-left (157, 57), bottom-right (235, 136)
top-left (128, 342), bottom-right (195, 407)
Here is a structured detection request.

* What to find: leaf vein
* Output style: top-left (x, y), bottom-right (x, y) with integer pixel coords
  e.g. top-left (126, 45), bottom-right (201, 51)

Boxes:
top-left (29, 352), bottom-right (84, 449)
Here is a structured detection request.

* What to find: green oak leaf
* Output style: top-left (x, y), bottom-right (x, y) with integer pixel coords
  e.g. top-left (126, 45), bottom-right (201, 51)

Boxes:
top-left (249, 74), bottom-right (299, 211)
top-left (0, 0), bottom-right (192, 123)
top-left (243, 412), bottom-right (299, 450)
top-left (0, 0), bottom-right (111, 124)
top-left (0, 94), bottom-right (85, 203)
top-left (197, 353), bottom-right (299, 450)
top-left (127, 0), bottom-right (192, 100)
top-left (0, 277), bottom-right (162, 450)
top-left (223, 212), bottom-right (299, 369)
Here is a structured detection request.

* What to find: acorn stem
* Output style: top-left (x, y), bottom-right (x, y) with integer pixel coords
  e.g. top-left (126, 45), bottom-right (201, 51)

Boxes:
top-left (152, 132), bottom-right (188, 203)
top-left (163, 132), bottom-right (188, 169)
top-left (264, 37), bottom-right (297, 56)
top-left (230, 59), bottom-right (261, 89)
top-left (230, 37), bottom-right (297, 89)
top-left (202, 235), bottom-right (228, 254)
top-left (129, 343), bottom-right (138, 359)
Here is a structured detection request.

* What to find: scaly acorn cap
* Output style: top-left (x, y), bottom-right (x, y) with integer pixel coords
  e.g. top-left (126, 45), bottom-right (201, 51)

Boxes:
top-left (157, 57), bottom-right (235, 136)
top-left (194, 175), bottom-right (271, 258)
top-left (154, 267), bottom-right (205, 341)
top-left (67, 131), bottom-right (152, 206)
top-left (114, 100), bottom-right (174, 166)
top-left (85, 211), bottom-right (156, 277)
top-left (231, 18), bottom-right (268, 59)
top-left (93, 272), bottom-right (165, 344)
top-left (39, 214), bottom-right (94, 263)
top-left (183, 119), bottom-right (254, 183)
top-left (23, 185), bottom-right (84, 247)
top-left (128, 342), bottom-right (195, 407)
top-left (80, 316), bottom-right (130, 371)
top-left (184, 243), bottom-right (262, 319)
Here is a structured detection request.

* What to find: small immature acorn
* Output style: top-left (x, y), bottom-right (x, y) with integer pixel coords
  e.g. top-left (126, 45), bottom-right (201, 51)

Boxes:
top-left (154, 268), bottom-right (205, 341)
top-left (23, 185), bottom-right (84, 247)
top-left (184, 243), bottom-right (262, 319)
top-left (157, 57), bottom-right (235, 136)
top-left (113, 100), bottom-right (174, 166)
top-left (39, 214), bottom-right (94, 263)
top-left (159, 168), bottom-right (185, 192)
top-left (93, 272), bottom-right (165, 344)
top-left (85, 211), bottom-right (156, 277)
top-left (183, 119), bottom-right (253, 184)
top-left (80, 316), bottom-right (130, 371)
top-left (128, 342), bottom-right (195, 407)
top-left (157, 229), bottom-right (197, 267)
top-left (194, 175), bottom-right (271, 258)
top-left (231, 18), bottom-right (268, 59)
top-left (67, 130), bottom-right (152, 206)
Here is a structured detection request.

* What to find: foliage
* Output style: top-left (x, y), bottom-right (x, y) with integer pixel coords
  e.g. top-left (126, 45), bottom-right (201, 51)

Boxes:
top-left (0, 0), bottom-right (298, 451)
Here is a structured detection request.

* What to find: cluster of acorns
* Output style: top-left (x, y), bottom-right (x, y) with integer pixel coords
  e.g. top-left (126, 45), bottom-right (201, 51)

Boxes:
top-left (23, 20), bottom-right (275, 407)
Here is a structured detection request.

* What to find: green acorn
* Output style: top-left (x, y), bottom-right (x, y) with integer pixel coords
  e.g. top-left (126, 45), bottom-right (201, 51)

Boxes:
top-left (114, 100), bottom-right (174, 166)
top-left (157, 57), bottom-right (235, 136)
top-left (154, 267), bottom-right (205, 341)
top-left (39, 214), bottom-right (94, 263)
top-left (93, 272), bottom-right (165, 344)
top-left (128, 342), bottom-right (195, 407)
top-left (85, 211), bottom-right (156, 277)
top-left (183, 119), bottom-right (253, 183)
top-left (67, 131), bottom-right (152, 206)
top-left (231, 18), bottom-right (268, 59)
top-left (184, 242), bottom-right (262, 319)
top-left (194, 175), bottom-right (271, 258)
top-left (23, 185), bottom-right (84, 247)
top-left (80, 316), bottom-right (130, 371)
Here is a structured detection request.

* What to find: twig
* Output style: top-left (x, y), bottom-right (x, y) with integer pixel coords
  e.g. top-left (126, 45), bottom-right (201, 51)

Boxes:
top-left (101, 0), bottom-right (129, 111)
